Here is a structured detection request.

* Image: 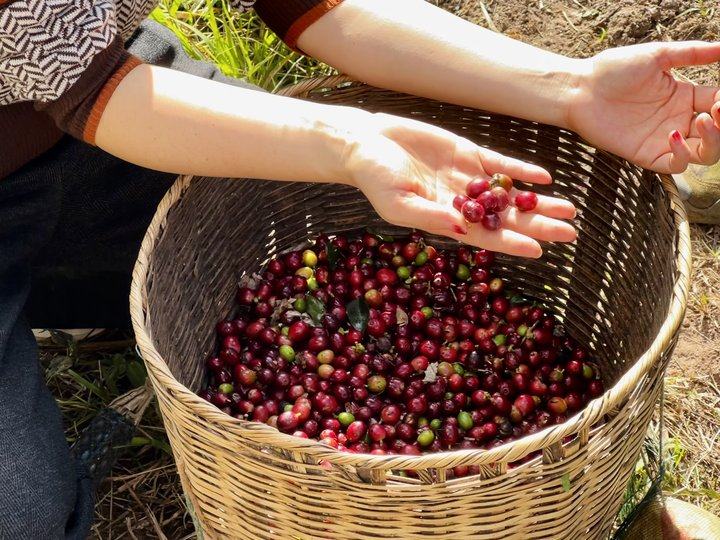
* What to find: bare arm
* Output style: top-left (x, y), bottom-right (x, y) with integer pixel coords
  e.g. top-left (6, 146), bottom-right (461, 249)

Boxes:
top-left (92, 63), bottom-right (576, 258)
top-left (296, 0), bottom-right (584, 129)
top-left (296, 0), bottom-right (720, 172)
top-left (95, 64), bottom-right (364, 183)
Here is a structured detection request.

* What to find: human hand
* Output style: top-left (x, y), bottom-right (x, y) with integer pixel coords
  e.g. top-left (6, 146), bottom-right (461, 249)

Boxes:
top-left (344, 113), bottom-right (576, 258)
top-left (568, 41), bottom-right (720, 174)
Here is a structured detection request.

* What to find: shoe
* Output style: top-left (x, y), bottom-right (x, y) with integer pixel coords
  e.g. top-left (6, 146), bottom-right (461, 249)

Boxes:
top-left (615, 493), bottom-right (720, 540)
top-left (70, 385), bottom-right (153, 489)
top-left (71, 409), bottom-right (135, 489)
top-left (672, 162), bottom-right (720, 224)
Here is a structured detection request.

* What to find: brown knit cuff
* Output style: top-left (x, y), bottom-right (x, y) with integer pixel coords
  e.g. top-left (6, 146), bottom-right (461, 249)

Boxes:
top-left (37, 37), bottom-right (143, 145)
top-left (255, 0), bottom-right (345, 52)
top-left (82, 55), bottom-right (142, 143)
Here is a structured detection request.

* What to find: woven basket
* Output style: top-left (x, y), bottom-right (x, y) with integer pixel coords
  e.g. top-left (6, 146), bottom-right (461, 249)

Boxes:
top-left (130, 77), bottom-right (691, 539)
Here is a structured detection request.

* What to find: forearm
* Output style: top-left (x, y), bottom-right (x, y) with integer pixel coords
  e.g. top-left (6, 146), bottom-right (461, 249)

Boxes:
top-left (95, 64), bottom-right (363, 183)
top-left (297, 0), bottom-right (584, 129)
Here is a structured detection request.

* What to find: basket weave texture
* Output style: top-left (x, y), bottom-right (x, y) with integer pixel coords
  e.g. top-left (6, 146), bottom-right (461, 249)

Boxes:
top-left (130, 77), bottom-right (691, 539)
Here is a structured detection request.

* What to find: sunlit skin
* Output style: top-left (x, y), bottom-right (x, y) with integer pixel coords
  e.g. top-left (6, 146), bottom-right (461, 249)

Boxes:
top-left (96, 0), bottom-right (720, 258)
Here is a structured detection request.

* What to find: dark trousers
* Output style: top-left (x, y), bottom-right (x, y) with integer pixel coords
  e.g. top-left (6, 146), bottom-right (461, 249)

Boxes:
top-left (0, 20), bottom-right (260, 539)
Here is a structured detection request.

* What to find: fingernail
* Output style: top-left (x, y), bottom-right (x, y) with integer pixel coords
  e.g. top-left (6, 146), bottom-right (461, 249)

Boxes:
top-left (453, 224), bottom-right (468, 235)
top-left (671, 130), bottom-right (683, 143)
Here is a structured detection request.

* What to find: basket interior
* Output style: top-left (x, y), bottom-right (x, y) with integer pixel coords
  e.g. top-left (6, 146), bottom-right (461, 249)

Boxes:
top-left (144, 91), bottom-right (678, 403)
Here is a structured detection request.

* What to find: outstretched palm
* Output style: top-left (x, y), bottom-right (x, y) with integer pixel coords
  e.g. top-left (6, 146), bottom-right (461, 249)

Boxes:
top-left (568, 42), bottom-right (720, 173)
top-left (347, 113), bottom-right (576, 258)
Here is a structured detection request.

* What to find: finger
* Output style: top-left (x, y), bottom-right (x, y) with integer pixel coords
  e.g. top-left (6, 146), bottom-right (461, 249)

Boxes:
top-left (501, 208), bottom-right (578, 243)
top-left (509, 190), bottom-right (577, 220)
top-left (712, 101), bottom-right (720, 125)
top-left (692, 85), bottom-right (720, 114)
top-left (655, 41), bottom-right (720, 71)
top-left (693, 113), bottom-right (720, 164)
top-left (478, 147), bottom-right (553, 185)
top-left (390, 192), bottom-right (469, 238)
top-left (462, 226), bottom-right (544, 259)
top-left (450, 138), bottom-right (552, 185)
top-left (652, 130), bottom-right (692, 173)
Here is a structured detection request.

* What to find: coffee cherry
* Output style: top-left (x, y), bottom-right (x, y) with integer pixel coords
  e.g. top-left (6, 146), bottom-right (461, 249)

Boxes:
top-left (514, 191), bottom-right (538, 212)
top-left (490, 186), bottom-right (510, 212)
top-left (368, 423), bottom-right (387, 442)
top-left (490, 173), bottom-right (514, 192)
top-left (453, 194), bottom-right (470, 212)
top-left (481, 213), bottom-right (502, 231)
top-left (457, 411), bottom-right (473, 431)
top-left (277, 411), bottom-right (300, 433)
top-left (587, 379), bottom-right (605, 398)
top-left (367, 375), bottom-right (387, 394)
top-left (381, 404), bottom-right (402, 425)
top-left (438, 422), bottom-right (460, 447)
top-left (461, 200), bottom-right (485, 223)
top-left (474, 249), bottom-right (494, 267)
top-left (466, 177), bottom-right (491, 198)
top-left (203, 231), bottom-right (605, 459)
top-left (547, 396), bottom-right (568, 415)
top-left (417, 429), bottom-right (435, 447)
top-left (476, 191), bottom-right (496, 212)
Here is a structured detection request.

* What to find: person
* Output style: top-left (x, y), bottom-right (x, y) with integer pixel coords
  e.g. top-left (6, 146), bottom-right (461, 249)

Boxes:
top-left (2, 0), bottom-right (720, 538)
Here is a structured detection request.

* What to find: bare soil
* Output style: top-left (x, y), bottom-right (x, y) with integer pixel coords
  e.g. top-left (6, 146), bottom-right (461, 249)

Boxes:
top-left (437, 0), bottom-right (720, 379)
top-left (438, 0), bottom-right (719, 79)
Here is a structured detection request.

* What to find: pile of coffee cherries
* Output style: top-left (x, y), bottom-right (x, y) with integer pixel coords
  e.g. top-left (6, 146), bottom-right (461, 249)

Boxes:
top-left (199, 231), bottom-right (604, 461)
top-left (453, 173), bottom-right (538, 230)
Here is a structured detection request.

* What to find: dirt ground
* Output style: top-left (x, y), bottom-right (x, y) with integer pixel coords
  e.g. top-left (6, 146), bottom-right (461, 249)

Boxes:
top-left (438, 0), bottom-right (718, 69)
top-left (436, 0), bottom-right (720, 379)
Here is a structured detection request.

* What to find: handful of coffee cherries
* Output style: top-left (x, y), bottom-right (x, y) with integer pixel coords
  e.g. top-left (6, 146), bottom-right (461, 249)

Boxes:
top-left (453, 173), bottom-right (538, 230)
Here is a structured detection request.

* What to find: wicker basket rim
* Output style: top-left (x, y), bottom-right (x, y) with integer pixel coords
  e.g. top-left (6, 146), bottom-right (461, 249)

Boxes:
top-left (129, 77), bottom-right (692, 469)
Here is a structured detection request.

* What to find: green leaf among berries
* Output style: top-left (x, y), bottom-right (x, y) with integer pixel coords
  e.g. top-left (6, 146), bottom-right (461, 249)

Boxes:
top-left (305, 294), bottom-right (326, 326)
top-left (366, 229), bottom-right (394, 242)
top-left (509, 293), bottom-right (530, 306)
top-left (325, 242), bottom-right (340, 271)
top-left (347, 296), bottom-right (370, 332)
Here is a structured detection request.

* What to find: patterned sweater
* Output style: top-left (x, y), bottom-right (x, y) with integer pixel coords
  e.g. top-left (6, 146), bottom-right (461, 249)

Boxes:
top-left (0, 0), bottom-right (343, 178)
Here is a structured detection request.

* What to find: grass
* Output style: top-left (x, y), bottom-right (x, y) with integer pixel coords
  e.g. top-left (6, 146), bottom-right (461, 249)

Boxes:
top-left (41, 333), bottom-right (194, 539)
top-left (661, 375), bottom-right (720, 515)
top-left (150, 0), bottom-right (335, 92)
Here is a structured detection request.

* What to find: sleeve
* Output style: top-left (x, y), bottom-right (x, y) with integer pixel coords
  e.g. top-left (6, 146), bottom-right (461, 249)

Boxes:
top-left (252, 0), bottom-right (345, 52)
top-left (0, 0), bottom-right (144, 144)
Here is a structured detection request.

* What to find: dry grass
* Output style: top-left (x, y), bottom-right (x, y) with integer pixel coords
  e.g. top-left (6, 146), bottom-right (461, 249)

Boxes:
top-left (679, 225), bottom-right (720, 349)
top-left (661, 374), bottom-right (720, 516)
top-left (40, 335), bottom-right (195, 539)
top-left (91, 459), bottom-right (195, 539)
top-left (657, 223), bottom-right (720, 517)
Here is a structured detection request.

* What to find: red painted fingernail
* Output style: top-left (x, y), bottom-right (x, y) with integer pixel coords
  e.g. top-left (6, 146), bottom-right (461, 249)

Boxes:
top-left (671, 130), bottom-right (683, 143)
top-left (453, 224), bottom-right (468, 235)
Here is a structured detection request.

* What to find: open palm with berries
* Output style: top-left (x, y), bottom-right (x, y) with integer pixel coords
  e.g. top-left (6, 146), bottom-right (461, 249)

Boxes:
top-left (568, 41), bottom-right (720, 174)
top-left (346, 113), bottom-right (577, 259)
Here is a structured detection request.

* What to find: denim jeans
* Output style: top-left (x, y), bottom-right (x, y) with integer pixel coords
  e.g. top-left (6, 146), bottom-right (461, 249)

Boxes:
top-left (0, 20), bottom-right (260, 539)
